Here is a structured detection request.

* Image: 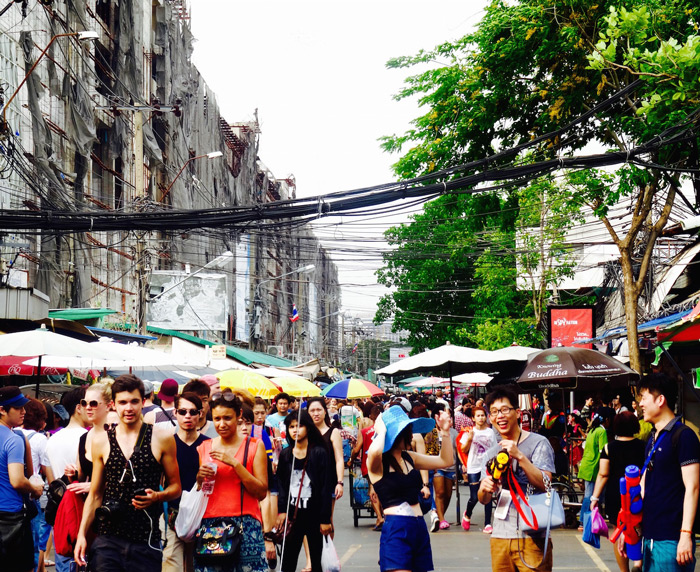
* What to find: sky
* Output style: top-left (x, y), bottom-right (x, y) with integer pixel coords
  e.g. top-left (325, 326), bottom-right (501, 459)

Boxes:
top-left (189, 0), bottom-right (488, 318)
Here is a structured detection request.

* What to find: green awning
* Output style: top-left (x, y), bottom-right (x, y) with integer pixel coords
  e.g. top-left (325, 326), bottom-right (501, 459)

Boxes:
top-left (48, 308), bottom-right (118, 320)
top-left (146, 326), bottom-right (296, 367)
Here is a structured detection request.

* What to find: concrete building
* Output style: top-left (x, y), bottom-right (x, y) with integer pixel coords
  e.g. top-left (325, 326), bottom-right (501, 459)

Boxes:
top-left (0, 0), bottom-right (340, 360)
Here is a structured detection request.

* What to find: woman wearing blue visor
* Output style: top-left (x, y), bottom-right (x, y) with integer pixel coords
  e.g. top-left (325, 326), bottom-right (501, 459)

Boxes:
top-left (367, 404), bottom-right (453, 572)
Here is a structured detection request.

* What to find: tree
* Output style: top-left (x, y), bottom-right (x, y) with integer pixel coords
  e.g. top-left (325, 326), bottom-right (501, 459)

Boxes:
top-left (379, 0), bottom-right (700, 370)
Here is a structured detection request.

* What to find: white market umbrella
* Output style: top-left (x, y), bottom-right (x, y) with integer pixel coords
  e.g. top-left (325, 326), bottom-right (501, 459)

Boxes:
top-left (0, 325), bottom-right (123, 396)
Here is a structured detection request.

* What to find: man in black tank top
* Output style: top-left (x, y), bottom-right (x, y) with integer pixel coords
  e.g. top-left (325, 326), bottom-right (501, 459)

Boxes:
top-left (74, 374), bottom-right (182, 572)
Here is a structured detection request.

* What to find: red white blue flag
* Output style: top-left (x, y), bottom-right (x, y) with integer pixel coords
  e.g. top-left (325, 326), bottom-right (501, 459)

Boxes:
top-left (290, 304), bottom-right (299, 322)
top-left (352, 341), bottom-right (359, 354)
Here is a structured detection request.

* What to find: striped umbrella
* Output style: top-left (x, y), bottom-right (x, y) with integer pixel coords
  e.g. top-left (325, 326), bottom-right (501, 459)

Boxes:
top-left (216, 370), bottom-right (281, 399)
top-left (321, 378), bottom-right (384, 399)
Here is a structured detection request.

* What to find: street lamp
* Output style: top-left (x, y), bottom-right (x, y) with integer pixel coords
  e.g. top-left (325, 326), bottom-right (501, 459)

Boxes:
top-left (252, 264), bottom-right (315, 350)
top-left (1, 31), bottom-right (98, 131)
top-left (160, 151), bottom-right (224, 202)
top-left (149, 250), bottom-right (234, 302)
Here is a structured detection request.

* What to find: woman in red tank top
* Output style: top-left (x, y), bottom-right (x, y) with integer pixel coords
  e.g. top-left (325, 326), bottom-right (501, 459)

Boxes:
top-left (195, 391), bottom-right (269, 572)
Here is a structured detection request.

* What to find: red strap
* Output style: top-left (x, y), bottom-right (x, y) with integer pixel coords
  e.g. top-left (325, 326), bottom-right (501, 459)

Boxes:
top-left (507, 470), bottom-right (538, 530)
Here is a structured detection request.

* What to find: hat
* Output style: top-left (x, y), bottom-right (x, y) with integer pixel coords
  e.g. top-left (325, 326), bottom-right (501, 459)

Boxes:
top-left (389, 396), bottom-right (411, 414)
top-left (157, 378), bottom-right (179, 402)
top-left (381, 405), bottom-right (435, 453)
top-left (142, 380), bottom-right (154, 397)
top-left (0, 386), bottom-right (30, 409)
top-left (53, 404), bottom-right (69, 421)
top-left (199, 374), bottom-right (219, 387)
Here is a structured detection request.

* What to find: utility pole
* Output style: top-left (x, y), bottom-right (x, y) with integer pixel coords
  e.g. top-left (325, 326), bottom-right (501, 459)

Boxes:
top-left (134, 109), bottom-right (147, 335)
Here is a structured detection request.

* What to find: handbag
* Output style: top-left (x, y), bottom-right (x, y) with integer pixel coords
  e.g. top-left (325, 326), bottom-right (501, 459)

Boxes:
top-left (194, 438), bottom-right (250, 564)
top-left (266, 457), bottom-right (308, 546)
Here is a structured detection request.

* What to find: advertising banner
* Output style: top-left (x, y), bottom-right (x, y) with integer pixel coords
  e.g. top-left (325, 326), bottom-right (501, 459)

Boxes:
top-left (548, 306), bottom-right (594, 349)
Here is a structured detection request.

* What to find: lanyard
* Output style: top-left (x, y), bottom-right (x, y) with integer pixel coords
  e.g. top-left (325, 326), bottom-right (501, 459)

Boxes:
top-left (641, 420), bottom-right (679, 475)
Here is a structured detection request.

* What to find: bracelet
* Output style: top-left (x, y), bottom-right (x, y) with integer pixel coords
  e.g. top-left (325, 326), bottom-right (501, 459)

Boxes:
top-left (681, 529), bottom-right (693, 535)
top-left (590, 496), bottom-right (599, 502)
top-left (423, 482), bottom-right (430, 488)
top-left (337, 481), bottom-right (344, 486)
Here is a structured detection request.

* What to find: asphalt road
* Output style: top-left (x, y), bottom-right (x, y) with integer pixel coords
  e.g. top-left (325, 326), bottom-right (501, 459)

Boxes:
top-left (326, 482), bottom-right (624, 572)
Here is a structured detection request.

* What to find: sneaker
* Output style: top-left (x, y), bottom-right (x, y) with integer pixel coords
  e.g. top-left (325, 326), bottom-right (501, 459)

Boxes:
top-left (461, 513), bottom-right (471, 531)
top-left (439, 520), bottom-right (450, 530)
top-left (430, 510), bottom-right (439, 532)
top-left (483, 525), bottom-right (493, 534)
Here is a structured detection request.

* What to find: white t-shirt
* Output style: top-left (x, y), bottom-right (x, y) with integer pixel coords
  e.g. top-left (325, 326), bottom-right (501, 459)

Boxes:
top-left (466, 427), bottom-right (498, 475)
top-left (46, 425), bottom-right (87, 478)
top-left (20, 429), bottom-right (50, 477)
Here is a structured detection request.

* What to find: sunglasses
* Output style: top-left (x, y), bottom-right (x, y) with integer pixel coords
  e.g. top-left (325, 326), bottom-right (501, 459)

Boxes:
top-left (80, 400), bottom-right (101, 408)
top-left (211, 391), bottom-right (236, 402)
top-left (176, 408), bottom-right (200, 417)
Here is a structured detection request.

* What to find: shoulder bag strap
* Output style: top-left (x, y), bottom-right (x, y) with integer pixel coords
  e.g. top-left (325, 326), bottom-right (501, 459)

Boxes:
top-left (240, 437), bottom-right (250, 517)
top-left (159, 405), bottom-right (176, 426)
top-left (292, 457), bottom-right (309, 520)
top-left (507, 469), bottom-right (539, 530)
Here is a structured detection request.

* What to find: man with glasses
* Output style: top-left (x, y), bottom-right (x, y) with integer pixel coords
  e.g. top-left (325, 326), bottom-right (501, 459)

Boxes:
top-left (182, 379), bottom-right (217, 438)
top-left (478, 385), bottom-right (556, 571)
top-left (633, 373), bottom-right (700, 572)
top-left (163, 392), bottom-right (209, 572)
top-left (75, 374), bottom-right (181, 572)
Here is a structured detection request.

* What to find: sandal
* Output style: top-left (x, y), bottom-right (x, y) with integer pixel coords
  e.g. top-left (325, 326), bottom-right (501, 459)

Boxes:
top-left (301, 568), bottom-right (313, 572)
top-left (44, 560), bottom-right (55, 567)
top-left (372, 520), bottom-right (384, 531)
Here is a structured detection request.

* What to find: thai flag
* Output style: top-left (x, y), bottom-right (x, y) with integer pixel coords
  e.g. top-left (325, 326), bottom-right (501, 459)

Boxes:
top-left (290, 304), bottom-right (299, 322)
top-left (352, 341), bottom-right (359, 354)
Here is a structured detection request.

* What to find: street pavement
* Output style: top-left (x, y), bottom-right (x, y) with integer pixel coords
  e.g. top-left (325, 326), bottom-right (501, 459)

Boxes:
top-left (326, 482), bottom-right (623, 572)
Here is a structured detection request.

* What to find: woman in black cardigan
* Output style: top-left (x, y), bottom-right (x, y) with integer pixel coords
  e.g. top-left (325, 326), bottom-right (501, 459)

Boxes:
top-left (276, 410), bottom-right (332, 572)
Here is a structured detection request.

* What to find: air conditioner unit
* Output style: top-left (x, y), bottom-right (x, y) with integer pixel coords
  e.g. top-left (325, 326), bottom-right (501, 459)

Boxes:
top-left (267, 345), bottom-right (284, 357)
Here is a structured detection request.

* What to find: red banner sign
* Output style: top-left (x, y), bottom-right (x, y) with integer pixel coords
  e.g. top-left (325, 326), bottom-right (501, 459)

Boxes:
top-left (549, 307), bottom-right (594, 349)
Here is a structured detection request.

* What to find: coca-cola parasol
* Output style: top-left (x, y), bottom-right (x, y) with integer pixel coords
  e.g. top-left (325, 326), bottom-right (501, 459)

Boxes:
top-left (516, 346), bottom-right (639, 390)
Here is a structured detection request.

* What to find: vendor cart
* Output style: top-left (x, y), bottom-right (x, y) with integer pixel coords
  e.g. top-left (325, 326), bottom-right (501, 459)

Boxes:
top-left (348, 465), bottom-right (375, 527)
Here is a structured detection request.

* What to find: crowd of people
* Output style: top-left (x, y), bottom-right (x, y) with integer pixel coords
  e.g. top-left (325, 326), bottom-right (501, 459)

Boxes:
top-left (0, 371), bottom-right (698, 572)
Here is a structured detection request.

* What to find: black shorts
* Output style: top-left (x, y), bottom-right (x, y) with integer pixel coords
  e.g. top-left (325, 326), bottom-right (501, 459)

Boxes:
top-left (0, 509), bottom-right (34, 572)
top-left (88, 534), bottom-right (162, 572)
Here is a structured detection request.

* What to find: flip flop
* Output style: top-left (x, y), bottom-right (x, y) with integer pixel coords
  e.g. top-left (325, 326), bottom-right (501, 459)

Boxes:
top-left (45, 560), bottom-right (55, 567)
top-left (372, 521), bottom-right (384, 531)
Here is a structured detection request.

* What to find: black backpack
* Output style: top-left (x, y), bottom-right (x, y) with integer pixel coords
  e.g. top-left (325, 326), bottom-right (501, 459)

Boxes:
top-left (44, 475), bottom-right (70, 525)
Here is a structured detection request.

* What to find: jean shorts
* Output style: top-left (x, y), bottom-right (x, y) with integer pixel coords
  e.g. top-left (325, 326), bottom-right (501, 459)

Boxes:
top-left (435, 469), bottom-right (456, 480)
top-left (379, 514), bottom-right (433, 572)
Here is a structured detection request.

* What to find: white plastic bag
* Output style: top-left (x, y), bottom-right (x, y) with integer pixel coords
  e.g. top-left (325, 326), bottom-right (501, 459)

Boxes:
top-left (174, 484), bottom-right (209, 541)
top-left (321, 535), bottom-right (341, 572)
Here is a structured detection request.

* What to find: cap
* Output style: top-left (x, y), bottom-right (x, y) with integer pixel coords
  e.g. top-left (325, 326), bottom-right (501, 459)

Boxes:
top-left (0, 386), bottom-right (30, 409)
top-left (389, 396), bottom-right (411, 414)
top-left (53, 404), bottom-right (69, 421)
top-left (199, 374), bottom-right (219, 387)
top-left (157, 378), bottom-right (179, 402)
top-left (142, 380), bottom-right (154, 397)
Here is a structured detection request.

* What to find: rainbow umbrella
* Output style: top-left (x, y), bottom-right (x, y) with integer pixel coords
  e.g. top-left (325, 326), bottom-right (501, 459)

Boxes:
top-left (216, 370), bottom-right (281, 399)
top-left (321, 378), bottom-right (384, 399)
top-left (271, 375), bottom-right (321, 397)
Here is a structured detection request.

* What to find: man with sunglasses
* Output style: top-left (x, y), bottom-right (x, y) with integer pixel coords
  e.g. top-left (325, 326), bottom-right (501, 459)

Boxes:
top-left (478, 385), bottom-right (556, 572)
top-left (75, 374), bottom-right (181, 572)
top-left (163, 392), bottom-right (209, 572)
top-left (632, 373), bottom-right (700, 572)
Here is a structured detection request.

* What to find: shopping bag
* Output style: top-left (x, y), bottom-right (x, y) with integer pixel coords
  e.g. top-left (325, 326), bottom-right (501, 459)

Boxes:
top-left (321, 535), bottom-right (341, 572)
top-left (582, 511), bottom-right (600, 549)
top-left (590, 506), bottom-right (609, 537)
top-left (175, 484), bottom-right (209, 541)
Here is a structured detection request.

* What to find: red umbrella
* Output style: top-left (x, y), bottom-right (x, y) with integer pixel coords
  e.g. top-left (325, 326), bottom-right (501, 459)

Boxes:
top-left (0, 355), bottom-right (68, 377)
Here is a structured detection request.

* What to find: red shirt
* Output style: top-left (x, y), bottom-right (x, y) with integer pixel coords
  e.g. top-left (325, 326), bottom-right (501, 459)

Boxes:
top-left (360, 426), bottom-right (375, 476)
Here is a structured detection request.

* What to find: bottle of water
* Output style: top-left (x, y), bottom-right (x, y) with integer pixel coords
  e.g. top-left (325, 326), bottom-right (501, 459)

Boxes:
top-left (201, 463), bottom-right (217, 495)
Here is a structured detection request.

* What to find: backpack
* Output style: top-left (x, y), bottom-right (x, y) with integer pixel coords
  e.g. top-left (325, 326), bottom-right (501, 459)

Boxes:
top-left (44, 475), bottom-right (70, 525)
top-left (54, 488), bottom-right (93, 556)
top-left (670, 423), bottom-right (700, 535)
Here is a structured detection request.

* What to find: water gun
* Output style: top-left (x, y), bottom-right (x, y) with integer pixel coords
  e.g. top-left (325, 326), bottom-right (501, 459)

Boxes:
top-left (486, 451), bottom-right (510, 481)
top-left (609, 465), bottom-right (643, 560)
top-left (456, 427), bottom-right (472, 468)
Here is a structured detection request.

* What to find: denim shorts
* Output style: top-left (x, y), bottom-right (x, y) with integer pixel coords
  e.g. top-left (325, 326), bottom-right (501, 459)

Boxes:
top-left (379, 514), bottom-right (433, 572)
top-left (643, 538), bottom-right (696, 572)
top-left (435, 469), bottom-right (456, 480)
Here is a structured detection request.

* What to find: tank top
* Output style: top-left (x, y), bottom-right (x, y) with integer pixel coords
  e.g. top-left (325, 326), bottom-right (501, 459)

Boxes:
top-left (98, 423), bottom-right (164, 543)
top-left (78, 431), bottom-right (93, 479)
top-left (198, 437), bottom-right (263, 522)
top-left (371, 451), bottom-right (422, 509)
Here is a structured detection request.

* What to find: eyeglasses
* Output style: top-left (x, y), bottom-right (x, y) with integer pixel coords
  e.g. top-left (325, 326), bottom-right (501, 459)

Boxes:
top-left (211, 391), bottom-right (236, 402)
top-left (176, 408), bottom-right (200, 417)
top-left (489, 406), bottom-right (515, 416)
top-left (80, 400), bottom-right (101, 408)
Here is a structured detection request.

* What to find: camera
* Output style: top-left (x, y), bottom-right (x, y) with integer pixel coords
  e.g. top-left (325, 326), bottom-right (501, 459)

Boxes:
top-left (95, 489), bottom-right (148, 525)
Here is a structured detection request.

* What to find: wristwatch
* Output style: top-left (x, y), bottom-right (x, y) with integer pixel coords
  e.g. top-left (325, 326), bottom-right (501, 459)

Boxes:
top-left (337, 480), bottom-right (344, 486)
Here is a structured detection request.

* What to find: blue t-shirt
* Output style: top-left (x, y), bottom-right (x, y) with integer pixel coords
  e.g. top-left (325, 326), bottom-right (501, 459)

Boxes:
top-left (265, 412), bottom-right (289, 448)
top-left (0, 425), bottom-right (25, 511)
top-left (642, 418), bottom-right (700, 541)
